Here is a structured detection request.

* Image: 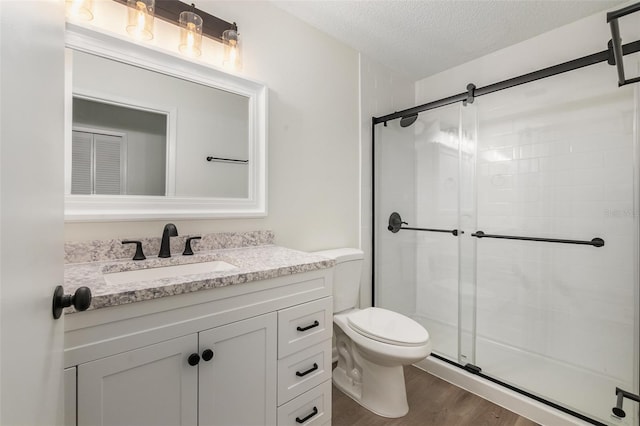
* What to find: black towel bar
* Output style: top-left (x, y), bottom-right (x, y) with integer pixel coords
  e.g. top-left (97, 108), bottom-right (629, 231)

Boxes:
top-left (206, 156), bottom-right (248, 164)
top-left (387, 212), bottom-right (461, 236)
top-left (471, 231), bottom-right (604, 247)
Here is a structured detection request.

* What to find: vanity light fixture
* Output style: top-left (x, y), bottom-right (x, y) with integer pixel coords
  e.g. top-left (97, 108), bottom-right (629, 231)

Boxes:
top-left (113, 0), bottom-right (239, 55)
top-left (179, 8), bottom-right (203, 57)
top-left (66, 0), bottom-right (94, 21)
top-left (222, 23), bottom-right (242, 70)
top-left (126, 0), bottom-right (155, 41)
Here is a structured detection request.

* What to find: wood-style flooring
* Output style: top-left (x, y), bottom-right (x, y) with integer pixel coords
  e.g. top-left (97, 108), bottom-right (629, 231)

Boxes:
top-left (332, 366), bottom-right (540, 426)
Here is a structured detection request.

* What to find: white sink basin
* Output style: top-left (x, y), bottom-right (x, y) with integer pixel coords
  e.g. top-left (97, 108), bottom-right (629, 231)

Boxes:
top-left (103, 260), bottom-right (238, 285)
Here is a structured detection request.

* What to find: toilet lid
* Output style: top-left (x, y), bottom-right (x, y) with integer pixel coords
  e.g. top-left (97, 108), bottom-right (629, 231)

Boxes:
top-left (347, 307), bottom-right (429, 347)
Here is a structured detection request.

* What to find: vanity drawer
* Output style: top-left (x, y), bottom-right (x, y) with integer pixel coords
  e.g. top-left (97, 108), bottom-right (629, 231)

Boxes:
top-left (278, 339), bottom-right (332, 405)
top-left (278, 297), bottom-right (332, 358)
top-left (277, 380), bottom-right (331, 426)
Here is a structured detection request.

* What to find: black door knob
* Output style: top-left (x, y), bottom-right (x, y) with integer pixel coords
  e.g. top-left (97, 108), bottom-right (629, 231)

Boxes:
top-left (52, 285), bottom-right (92, 319)
top-left (202, 349), bottom-right (214, 361)
top-left (188, 353), bottom-right (200, 366)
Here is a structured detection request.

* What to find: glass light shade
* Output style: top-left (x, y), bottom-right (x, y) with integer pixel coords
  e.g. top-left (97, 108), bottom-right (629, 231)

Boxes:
top-left (179, 11), bottom-right (203, 57)
top-left (66, 0), bottom-right (94, 21)
top-left (222, 25), bottom-right (242, 71)
top-left (126, 0), bottom-right (155, 41)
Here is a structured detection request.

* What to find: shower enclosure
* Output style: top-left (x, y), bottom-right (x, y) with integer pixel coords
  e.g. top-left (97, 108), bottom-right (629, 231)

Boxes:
top-left (373, 60), bottom-right (640, 425)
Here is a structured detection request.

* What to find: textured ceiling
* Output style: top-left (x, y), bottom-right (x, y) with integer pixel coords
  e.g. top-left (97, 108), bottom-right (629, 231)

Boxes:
top-left (271, 0), bottom-right (624, 81)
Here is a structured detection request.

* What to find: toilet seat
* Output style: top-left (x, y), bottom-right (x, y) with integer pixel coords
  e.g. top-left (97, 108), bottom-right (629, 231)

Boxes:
top-left (347, 307), bottom-right (429, 347)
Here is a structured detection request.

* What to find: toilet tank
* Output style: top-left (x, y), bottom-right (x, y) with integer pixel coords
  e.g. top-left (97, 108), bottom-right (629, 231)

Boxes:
top-left (313, 248), bottom-right (364, 313)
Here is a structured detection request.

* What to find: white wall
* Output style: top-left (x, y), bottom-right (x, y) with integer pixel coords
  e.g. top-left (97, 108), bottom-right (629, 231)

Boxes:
top-left (64, 1), bottom-right (360, 252)
top-left (359, 54), bottom-right (414, 308)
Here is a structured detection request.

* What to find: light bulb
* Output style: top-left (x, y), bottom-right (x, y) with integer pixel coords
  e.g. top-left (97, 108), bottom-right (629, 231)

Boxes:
top-left (187, 23), bottom-right (196, 49)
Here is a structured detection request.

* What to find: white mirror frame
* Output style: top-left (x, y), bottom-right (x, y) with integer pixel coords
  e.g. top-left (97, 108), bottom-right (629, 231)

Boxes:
top-left (64, 23), bottom-right (267, 221)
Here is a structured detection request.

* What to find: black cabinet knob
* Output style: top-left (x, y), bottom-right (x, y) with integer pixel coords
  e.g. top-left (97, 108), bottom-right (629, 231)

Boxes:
top-left (52, 285), bottom-right (92, 319)
top-left (202, 349), bottom-right (214, 362)
top-left (187, 353), bottom-right (200, 366)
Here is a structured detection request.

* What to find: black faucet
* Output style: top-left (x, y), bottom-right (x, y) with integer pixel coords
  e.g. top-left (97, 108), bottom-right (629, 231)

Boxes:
top-left (159, 223), bottom-right (178, 258)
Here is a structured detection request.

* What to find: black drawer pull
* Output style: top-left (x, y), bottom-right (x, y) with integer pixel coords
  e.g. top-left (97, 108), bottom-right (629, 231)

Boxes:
top-left (297, 320), bottom-right (320, 332)
top-left (296, 363), bottom-right (319, 377)
top-left (295, 406), bottom-right (318, 424)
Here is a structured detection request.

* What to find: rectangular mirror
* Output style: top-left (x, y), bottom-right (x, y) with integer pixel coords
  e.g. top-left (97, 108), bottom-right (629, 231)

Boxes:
top-left (65, 24), bottom-right (267, 221)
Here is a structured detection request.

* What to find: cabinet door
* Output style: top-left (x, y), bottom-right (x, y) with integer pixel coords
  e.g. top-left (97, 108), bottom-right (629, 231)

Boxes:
top-left (199, 313), bottom-right (277, 426)
top-left (77, 334), bottom-right (198, 426)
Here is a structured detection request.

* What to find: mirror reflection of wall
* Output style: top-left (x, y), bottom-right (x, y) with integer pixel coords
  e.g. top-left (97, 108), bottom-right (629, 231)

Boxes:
top-left (70, 49), bottom-right (250, 199)
top-left (72, 98), bottom-right (167, 196)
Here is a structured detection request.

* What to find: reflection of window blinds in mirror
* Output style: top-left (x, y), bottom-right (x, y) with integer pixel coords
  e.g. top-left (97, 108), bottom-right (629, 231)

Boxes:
top-left (94, 134), bottom-right (122, 195)
top-left (71, 131), bottom-right (93, 194)
top-left (72, 130), bottom-right (125, 195)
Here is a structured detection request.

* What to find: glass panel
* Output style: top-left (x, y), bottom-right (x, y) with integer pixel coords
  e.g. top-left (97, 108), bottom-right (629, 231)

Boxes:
top-left (474, 61), bottom-right (639, 425)
top-left (374, 119), bottom-right (418, 319)
top-left (375, 104), bottom-right (463, 362)
top-left (459, 102), bottom-right (478, 365)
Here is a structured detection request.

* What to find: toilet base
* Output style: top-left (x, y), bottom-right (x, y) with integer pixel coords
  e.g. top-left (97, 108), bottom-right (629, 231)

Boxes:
top-left (333, 348), bottom-right (410, 418)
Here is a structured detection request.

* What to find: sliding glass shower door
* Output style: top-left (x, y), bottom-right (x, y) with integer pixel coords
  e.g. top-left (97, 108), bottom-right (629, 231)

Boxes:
top-left (375, 102), bottom-right (466, 362)
top-left (373, 61), bottom-right (639, 425)
top-left (473, 62), bottom-right (638, 426)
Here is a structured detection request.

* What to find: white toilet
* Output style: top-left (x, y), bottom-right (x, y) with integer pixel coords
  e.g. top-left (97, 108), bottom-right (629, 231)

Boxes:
top-left (314, 248), bottom-right (431, 418)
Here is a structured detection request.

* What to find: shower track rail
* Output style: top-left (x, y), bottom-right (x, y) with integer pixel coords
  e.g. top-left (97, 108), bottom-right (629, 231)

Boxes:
top-left (372, 40), bottom-right (640, 124)
top-left (430, 353), bottom-right (608, 426)
top-left (471, 231), bottom-right (605, 247)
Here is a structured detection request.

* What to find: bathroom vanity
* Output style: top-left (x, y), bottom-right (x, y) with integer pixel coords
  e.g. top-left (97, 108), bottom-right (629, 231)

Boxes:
top-left (63, 232), bottom-right (334, 426)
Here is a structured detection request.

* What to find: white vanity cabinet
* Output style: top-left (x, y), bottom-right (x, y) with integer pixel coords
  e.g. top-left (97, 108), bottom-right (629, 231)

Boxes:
top-left (64, 268), bottom-right (332, 426)
top-left (75, 314), bottom-right (276, 426)
top-left (77, 334), bottom-right (200, 426)
top-left (198, 313), bottom-right (277, 426)
top-left (276, 298), bottom-right (333, 426)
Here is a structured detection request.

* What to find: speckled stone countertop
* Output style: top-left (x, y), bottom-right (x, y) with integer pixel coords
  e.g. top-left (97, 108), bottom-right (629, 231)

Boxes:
top-left (64, 232), bottom-right (334, 313)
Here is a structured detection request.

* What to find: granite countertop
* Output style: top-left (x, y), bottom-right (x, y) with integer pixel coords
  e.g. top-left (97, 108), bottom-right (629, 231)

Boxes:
top-left (64, 245), bottom-right (335, 313)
